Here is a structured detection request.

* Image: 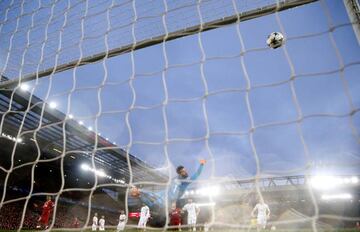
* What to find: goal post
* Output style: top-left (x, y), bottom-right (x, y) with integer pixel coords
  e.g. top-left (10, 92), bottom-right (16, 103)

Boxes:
top-left (343, 0), bottom-right (360, 45)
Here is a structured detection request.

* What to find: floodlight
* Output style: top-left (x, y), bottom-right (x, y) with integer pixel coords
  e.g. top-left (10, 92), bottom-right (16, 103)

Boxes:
top-left (96, 170), bottom-right (106, 177)
top-left (81, 163), bottom-right (90, 171)
top-left (311, 175), bottom-right (359, 190)
top-left (210, 186), bottom-right (220, 196)
top-left (198, 186), bottom-right (220, 196)
top-left (311, 176), bottom-right (339, 190)
top-left (19, 83), bottom-right (30, 91)
top-left (49, 101), bottom-right (57, 109)
top-left (351, 176), bottom-right (358, 184)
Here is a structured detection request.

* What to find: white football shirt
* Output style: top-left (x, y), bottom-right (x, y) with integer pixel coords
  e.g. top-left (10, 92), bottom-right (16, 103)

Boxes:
top-left (119, 214), bottom-right (126, 222)
top-left (183, 203), bottom-right (198, 218)
top-left (255, 203), bottom-right (269, 217)
top-left (140, 205), bottom-right (150, 219)
top-left (99, 218), bottom-right (105, 229)
top-left (93, 216), bottom-right (98, 225)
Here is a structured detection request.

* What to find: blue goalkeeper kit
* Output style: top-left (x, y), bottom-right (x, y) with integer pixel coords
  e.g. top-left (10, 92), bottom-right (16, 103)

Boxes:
top-left (139, 163), bottom-right (204, 209)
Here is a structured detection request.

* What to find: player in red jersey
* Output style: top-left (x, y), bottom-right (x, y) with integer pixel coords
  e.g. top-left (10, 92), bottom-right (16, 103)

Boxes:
top-left (36, 196), bottom-right (54, 229)
top-left (356, 221), bottom-right (360, 230)
top-left (72, 217), bottom-right (80, 228)
top-left (169, 203), bottom-right (182, 231)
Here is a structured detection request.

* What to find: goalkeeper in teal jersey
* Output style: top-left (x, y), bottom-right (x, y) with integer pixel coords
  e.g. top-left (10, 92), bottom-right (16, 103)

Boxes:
top-left (131, 159), bottom-right (206, 210)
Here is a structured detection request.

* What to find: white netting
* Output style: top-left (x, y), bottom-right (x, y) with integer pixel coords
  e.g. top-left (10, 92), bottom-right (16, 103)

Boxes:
top-left (0, 0), bottom-right (360, 231)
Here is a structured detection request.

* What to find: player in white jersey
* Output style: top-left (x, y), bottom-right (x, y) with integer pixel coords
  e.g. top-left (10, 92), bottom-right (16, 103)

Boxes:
top-left (182, 198), bottom-right (200, 231)
top-left (138, 203), bottom-right (151, 230)
top-left (117, 210), bottom-right (127, 231)
top-left (99, 216), bottom-right (105, 231)
top-left (251, 199), bottom-right (270, 231)
top-left (92, 213), bottom-right (98, 231)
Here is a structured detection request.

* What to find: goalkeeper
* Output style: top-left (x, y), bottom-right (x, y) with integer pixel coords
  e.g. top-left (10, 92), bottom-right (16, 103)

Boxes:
top-left (131, 159), bottom-right (206, 209)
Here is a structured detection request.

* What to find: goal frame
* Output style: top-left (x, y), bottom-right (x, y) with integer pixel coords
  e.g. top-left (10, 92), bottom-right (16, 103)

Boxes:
top-left (0, 0), bottom-right (317, 90)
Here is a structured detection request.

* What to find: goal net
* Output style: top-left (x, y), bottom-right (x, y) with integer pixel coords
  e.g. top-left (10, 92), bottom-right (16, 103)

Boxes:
top-left (0, 0), bottom-right (359, 231)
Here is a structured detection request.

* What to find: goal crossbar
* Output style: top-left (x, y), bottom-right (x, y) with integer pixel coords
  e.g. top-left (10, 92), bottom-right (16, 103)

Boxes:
top-left (0, 0), bottom-right (318, 90)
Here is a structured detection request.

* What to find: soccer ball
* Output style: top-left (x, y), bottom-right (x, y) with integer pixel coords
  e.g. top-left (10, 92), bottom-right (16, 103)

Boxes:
top-left (266, 32), bottom-right (284, 49)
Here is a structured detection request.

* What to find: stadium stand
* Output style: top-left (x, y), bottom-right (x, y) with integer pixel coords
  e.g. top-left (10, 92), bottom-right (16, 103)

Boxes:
top-left (0, 75), bottom-right (167, 229)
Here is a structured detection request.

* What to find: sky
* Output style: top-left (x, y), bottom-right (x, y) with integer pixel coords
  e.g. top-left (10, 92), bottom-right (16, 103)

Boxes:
top-left (0, 0), bottom-right (360, 181)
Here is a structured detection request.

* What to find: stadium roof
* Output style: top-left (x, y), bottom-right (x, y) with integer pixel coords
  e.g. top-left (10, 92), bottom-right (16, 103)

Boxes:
top-left (0, 76), bottom-right (167, 186)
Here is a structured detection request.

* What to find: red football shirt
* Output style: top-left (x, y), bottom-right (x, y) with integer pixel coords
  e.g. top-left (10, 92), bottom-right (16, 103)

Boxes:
top-left (39, 200), bottom-right (54, 225)
top-left (169, 208), bottom-right (182, 225)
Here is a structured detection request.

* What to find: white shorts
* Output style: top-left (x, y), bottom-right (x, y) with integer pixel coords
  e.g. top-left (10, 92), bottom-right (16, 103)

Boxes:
top-left (99, 226), bottom-right (105, 231)
top-left (138, 217), bottom-right (148, 228)
top-left (92, 225), bottom-right (97, 231)
top-left (117, 222), bottom-right (126, 231)
top-left (188, 217), bottom-right (197, 225)
top-left (257, 216), bottom-right (267, 227)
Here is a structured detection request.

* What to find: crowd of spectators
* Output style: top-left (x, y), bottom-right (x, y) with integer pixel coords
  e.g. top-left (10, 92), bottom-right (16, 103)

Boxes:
top-left (0, 201), bottom-right (119, 229)
top-left (0, 202), bottom-right (37, 229)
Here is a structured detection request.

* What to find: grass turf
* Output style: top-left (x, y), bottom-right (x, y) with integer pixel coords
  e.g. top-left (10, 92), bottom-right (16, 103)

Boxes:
top-left (0, 229), bottom-right (359, 232)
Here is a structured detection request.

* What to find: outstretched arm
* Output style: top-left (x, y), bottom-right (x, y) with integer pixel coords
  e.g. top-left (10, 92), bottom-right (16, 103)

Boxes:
top-left (190, 159), bottom-right (206, 180)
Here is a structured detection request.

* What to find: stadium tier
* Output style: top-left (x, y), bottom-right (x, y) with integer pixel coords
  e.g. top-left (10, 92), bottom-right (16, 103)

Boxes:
top-left (182, 175), bottom-right (360, 229)
top-left (0, 74), bottom-right (166, 196)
